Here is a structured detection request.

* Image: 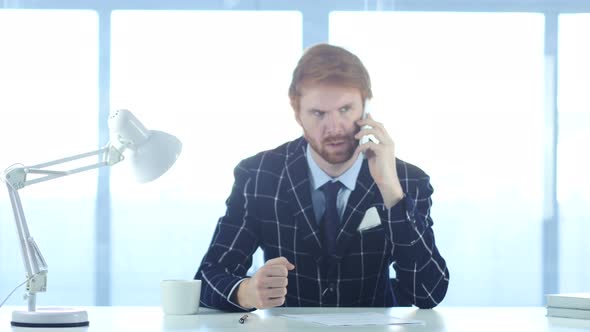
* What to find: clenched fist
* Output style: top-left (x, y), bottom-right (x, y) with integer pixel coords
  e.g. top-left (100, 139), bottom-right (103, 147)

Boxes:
top-left (236, 257), bottom-right (295, 309)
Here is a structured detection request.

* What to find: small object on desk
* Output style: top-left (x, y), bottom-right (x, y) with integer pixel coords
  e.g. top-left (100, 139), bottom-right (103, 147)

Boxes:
top-left (160, 280), bottom-right (201, 315)
top-left (239, 314), bottom-right (248, 324)
top-left (547, 307), bottom-right (590, 320)
top-left (281, 312), bottom-right (423, 326)
top-left (546, 293), bottom-right (590, 310)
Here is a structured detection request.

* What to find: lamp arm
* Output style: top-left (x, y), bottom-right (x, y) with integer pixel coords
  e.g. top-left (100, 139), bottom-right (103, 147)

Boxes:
top-left (5, 145), bottom-right (126, 190)
top-left (1, 143), bottom-right (125, 312)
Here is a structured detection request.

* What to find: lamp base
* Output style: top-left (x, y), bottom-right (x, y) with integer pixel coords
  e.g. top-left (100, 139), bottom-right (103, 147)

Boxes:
top-left (11, 308), bottom-right (89, 328)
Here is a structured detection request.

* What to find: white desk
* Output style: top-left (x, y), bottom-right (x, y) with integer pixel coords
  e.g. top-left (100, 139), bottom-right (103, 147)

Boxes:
top-left (2, 306), bottom-right (590, 331)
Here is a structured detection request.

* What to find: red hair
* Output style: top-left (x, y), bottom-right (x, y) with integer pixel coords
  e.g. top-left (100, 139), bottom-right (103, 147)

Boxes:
top-left (288, 43), bottom-right (372, 111)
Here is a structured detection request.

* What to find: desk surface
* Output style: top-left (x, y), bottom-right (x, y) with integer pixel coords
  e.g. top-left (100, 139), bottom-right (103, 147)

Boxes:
top-left (2, 306), bottom-right (590, 331)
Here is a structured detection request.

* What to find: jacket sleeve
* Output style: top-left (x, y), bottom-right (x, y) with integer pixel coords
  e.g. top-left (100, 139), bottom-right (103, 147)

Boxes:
top-left (378, 170), bottom-right (449, 309)
top-left (194, 162), bottom-right (260, 312)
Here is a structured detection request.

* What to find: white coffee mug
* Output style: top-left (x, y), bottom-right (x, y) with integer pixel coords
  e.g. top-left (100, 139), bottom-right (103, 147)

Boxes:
top-left (160, 280), bottom-right (201, 315)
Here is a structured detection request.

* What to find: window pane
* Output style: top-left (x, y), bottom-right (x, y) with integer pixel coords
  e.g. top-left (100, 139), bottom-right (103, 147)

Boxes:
top-left (331, 12), bottom-right (545, 305)
top-left (110, 10), bottom-right (302, 305)
top-left (0, 9), bottom-right (98, 305)
top-left (557, 14), bottom-right (590, 294)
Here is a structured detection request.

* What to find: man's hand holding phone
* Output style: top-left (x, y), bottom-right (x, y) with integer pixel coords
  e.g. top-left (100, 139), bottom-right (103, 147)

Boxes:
top-left (355, 111), bottom-right (404, 209)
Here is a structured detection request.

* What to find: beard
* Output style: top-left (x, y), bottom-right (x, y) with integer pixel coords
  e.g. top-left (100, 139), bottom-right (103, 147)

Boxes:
top-left (304, 129), bottom-right (358, 165)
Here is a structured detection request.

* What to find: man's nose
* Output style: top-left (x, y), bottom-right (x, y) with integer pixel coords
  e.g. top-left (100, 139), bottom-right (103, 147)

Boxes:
top-left (324, 112), bottom-right (343, 134)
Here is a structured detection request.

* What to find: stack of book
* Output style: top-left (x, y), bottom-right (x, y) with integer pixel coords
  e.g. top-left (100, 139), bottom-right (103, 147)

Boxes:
top-left (546, 293), bottom-right (590, 320)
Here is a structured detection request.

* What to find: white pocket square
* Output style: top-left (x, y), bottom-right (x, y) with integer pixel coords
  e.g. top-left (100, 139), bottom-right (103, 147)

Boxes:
top-left (357, 207), bottom-right (381, 231)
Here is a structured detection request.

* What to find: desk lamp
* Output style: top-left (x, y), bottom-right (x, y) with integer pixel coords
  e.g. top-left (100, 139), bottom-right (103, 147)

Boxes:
top-left (2, 109), bottom-right (182, 328)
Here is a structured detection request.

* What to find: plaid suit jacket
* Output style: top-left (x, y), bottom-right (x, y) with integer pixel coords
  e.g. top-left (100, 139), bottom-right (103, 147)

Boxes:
top-left (195, 137), bottom-right (449, 311)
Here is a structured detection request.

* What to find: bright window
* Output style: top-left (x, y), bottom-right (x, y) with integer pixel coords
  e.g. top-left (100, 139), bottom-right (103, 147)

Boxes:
top-left (331, 12), bottom-right (545, 305)
top-left (557, 13), bottom-right (590, 294)
top-left (109, 10), bottom-right (302, 304)
top-left (0, 9), bottom-right (98, 305)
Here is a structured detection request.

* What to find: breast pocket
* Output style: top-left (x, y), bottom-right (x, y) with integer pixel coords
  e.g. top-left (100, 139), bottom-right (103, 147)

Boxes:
top-left (357, 225), bottom-right (387, 252)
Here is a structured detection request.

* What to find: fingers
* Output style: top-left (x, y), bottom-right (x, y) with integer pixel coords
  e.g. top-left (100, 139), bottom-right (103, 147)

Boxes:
top-left (249, 257), bottom-right (295, 309)
top-left (261, 264), bottom-right (287, 277)
top-left (354, 114), bottom-right (395, 163)
top-left (355, 123), bottom-right (392, 146)
top-left (355, 126), bottom-right (376, 139)
top-left (356, 114), bottom-right (385, 132)
top-left (259, 296), bottom-right (286, 309)
top-left (251, 275), bottom-right (288, 308)
top-left (355, 140), bottom-right (380, 158)
top-left (261, 276), bottom-right (289, 288)
top-left (250, 279), bottom-right (287, 309)
top-left (265, 256), bottom-right (295, 270)
top-left (263, 286), bottom-right (288, 299)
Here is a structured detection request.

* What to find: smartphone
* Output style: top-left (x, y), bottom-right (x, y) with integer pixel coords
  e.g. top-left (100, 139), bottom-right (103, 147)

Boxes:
top-left (360, 99), bottom-right (379, 145)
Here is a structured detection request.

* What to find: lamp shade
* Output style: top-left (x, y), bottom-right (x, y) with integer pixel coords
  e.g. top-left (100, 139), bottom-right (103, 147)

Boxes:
top-left (108, 109), bottom-right (182, 183)
top-left (127, 130), bottom-right (182, 183)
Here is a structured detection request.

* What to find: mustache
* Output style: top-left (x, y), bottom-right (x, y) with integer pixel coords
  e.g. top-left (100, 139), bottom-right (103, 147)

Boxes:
top-left (323, 134), bottom-right (355, 144)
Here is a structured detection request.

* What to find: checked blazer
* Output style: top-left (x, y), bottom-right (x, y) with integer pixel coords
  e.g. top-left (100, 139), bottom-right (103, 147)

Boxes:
top-left (195, 137), bottom-right (449, 311)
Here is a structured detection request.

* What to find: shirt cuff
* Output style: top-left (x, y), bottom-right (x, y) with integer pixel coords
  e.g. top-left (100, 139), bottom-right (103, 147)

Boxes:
top-left (227, 278), bottom-right (254, 311)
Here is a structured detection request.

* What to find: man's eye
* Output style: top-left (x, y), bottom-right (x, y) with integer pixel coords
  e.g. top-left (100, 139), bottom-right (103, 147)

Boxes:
top-left (312, 110), bottom-right (324, 117)
top-left (339, 106), bottom-right (351, 113)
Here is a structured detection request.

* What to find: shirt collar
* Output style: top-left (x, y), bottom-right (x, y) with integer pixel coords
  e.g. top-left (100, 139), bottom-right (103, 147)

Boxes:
top-left (306, 144), bottom-right (363, 191)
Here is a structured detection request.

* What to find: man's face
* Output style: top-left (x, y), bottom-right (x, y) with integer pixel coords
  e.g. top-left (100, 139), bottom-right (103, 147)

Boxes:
top-left (295, 83), bottom-right (364, 165)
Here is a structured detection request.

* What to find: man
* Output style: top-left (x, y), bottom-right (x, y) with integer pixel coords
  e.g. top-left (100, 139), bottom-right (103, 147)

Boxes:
top-left (195, 44), bottom-right (449, 311)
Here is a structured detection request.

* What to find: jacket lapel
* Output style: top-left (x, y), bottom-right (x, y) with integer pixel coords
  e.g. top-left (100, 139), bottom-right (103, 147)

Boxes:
top-left (332, 160), bottom-right (377, 261)
top-left (284, 137), bottom-right (324, 264)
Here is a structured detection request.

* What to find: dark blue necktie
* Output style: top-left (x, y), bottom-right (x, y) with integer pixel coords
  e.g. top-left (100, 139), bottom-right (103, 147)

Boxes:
top-left (321, 181), bottom-right (342, 256)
